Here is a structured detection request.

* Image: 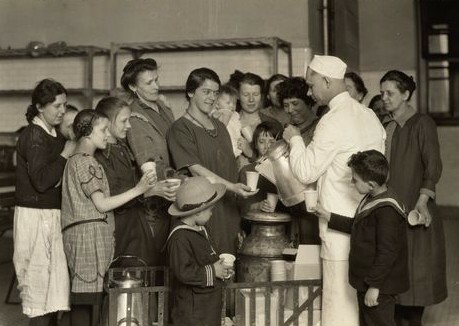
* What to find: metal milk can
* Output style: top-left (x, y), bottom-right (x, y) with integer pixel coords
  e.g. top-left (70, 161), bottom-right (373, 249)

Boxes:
top-left (111, 271), bottom-right (144, 326)
top-left (266, 140), bottom-right (308, 207)
top-left (237, 210), bottom-right (291, 282)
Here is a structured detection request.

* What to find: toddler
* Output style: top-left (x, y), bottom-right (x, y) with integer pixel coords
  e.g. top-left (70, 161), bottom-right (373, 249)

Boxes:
top-left (210, 84), bottom-right (242, 157)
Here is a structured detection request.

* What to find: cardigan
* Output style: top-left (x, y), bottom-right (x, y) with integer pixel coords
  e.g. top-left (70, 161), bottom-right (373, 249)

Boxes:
top-left (15, 124), bottom-right (67, 209)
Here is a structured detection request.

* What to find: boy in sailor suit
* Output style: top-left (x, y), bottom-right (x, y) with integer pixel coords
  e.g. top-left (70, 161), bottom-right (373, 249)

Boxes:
top-left (166, 177), bottom-right (233, 326)
top-left (314, 150), bottom-right (409, 326)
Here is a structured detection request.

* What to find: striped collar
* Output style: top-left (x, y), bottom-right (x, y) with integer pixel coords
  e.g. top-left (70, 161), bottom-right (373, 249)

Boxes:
top-left (165, 223), bottom-right (216, 255)
top-left (355, 189), bottom-right (406, 222)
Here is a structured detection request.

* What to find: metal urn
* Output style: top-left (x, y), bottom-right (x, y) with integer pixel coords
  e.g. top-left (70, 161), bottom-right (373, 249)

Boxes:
top-left (237, 210), bottom-right (291, 282)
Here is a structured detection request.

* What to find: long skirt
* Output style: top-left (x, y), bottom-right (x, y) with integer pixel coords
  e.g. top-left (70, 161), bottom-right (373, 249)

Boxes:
top-left (397, 204), bottom-right (447, 306)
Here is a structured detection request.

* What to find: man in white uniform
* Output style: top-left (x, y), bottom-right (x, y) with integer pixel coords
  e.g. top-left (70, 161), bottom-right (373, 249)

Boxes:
top-left (283, 55), bottom-right (386, 326)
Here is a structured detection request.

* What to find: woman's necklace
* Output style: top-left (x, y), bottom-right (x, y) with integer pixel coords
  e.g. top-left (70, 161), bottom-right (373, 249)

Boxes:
top-left (187, 110), bottom-right (218, 138)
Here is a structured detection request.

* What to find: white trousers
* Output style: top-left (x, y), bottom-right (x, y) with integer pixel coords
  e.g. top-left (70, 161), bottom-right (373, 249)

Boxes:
top-left (321, 259), bottom-right (359, 326)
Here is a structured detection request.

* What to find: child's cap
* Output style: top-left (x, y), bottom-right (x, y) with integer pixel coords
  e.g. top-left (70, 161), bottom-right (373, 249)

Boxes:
top-left (168, 177), bottom-right (226, 217)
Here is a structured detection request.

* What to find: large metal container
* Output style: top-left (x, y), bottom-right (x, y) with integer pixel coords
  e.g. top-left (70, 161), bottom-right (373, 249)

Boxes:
top-left (109, 256), bottom-right (148, 326)
top-left (111, 271), bottom-right (144, 326)
top-left (266, 140), bottom-right (308, 207)
top-left (237, 211), bottom-right (291, 283)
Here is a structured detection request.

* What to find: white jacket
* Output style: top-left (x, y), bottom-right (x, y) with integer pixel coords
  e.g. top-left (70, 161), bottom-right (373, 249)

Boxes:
top-left (289, 92), bottom-right (386, 260)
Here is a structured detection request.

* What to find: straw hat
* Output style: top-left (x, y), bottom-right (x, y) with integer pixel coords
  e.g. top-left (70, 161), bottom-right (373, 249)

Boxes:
top-left (168, 177), bottom-right (226, 217)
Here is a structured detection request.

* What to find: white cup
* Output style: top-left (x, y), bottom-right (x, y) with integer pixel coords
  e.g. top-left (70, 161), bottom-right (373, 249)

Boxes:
top-left (304, 190), bottom-right (318, 212)
top-left (141, 161), bottom-right (156, 175)
top-left (142, 162), bottom-right (157, 198)
top-left (246, 171), bottom-right (259, 191)
top-left (408, 210), bottom-right (425, 226)
top-left (266, 193), bottom-right (279, 209)
top-left (241, 125), bottom-right (253, 142)
top-left (219, 253), bottom-right (236, 268)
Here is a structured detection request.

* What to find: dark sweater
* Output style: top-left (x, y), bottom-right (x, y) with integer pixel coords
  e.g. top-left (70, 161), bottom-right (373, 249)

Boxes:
top-left (15, 124), bottom-right (67, 209)
top-left (328, 189), bottom-right (409, 295)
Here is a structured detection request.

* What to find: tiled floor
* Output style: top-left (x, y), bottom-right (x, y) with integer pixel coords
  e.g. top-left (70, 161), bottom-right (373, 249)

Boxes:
top-left (1, 216), bottom-right (458, 326)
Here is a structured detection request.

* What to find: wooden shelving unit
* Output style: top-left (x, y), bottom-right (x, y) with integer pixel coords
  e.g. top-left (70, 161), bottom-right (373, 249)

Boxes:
top-left (109, 37), bottom-right (293, 91)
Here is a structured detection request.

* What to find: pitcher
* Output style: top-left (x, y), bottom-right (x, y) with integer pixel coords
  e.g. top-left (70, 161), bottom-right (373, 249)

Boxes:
top-left (264, 140), bottom-right (309, 207)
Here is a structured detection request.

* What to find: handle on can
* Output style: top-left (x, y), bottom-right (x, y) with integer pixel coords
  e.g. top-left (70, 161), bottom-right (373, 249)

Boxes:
top-left (109, 255), bottom-right (149, 286)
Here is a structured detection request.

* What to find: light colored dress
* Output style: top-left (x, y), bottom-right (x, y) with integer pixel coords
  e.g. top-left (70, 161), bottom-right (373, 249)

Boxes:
top-left (61, 153), bottom-right (115, 294)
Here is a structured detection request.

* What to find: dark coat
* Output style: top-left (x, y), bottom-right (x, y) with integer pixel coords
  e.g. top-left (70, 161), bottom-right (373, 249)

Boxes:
top-left (166, 221), bottom-right (223, 326)
top-left (328, 189), bottom-right (409, 295)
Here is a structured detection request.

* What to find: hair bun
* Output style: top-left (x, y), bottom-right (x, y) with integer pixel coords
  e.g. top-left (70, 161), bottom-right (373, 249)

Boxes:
top-left (74, 119), bottom-right (93, 138)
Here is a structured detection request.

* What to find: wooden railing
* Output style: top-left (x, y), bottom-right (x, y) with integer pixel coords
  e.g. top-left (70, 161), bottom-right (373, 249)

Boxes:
top-left (223, 279), bottom-right (322, 326)
top-left (105, 266), bottom-right (322, 326)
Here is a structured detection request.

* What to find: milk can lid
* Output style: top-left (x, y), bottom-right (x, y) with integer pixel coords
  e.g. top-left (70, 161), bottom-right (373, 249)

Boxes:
top-left (111, 272), bottom-right (143, 288)
top-left (244, 210), bottom-right (291, 223)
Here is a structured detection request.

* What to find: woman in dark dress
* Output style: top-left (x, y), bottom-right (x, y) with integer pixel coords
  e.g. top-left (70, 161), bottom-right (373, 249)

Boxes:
top-left (121, 59), bottom-right (179, 263)
top-left (167, 68), bottom-right (256, 255)
top-left (94, 97), bottom-right (173, 266)
top-left (380, 70), bottom-right (447, 326)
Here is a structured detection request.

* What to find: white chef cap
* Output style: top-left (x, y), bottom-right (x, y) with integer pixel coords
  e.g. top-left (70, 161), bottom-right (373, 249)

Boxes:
top-left (308, 55), bottom-right (347, 79)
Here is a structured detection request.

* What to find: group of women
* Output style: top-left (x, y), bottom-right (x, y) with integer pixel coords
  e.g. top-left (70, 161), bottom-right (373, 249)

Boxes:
top-left (13, 57), bottom-right (446, 326)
